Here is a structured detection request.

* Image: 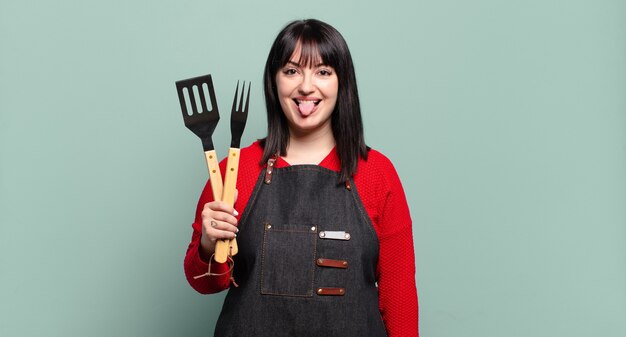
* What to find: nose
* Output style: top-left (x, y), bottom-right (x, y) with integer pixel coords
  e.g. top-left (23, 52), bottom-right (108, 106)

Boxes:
top-left (298, 71), bottom-right (314, 94)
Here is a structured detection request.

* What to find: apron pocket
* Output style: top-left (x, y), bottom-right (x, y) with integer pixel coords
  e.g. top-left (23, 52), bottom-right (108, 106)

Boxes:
top-left (260, 223), bottom-right (318, 297)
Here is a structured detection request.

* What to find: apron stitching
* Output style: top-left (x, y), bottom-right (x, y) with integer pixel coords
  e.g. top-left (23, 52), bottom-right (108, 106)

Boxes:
top-left (217, 164), bottom-right (386, 336)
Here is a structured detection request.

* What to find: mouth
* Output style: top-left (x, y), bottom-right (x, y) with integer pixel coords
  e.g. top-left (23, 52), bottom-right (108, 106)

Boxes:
top-left (292, 98), bottom-right (321, 116)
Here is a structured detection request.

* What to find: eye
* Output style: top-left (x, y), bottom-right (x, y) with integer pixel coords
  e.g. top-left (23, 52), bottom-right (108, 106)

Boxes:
top-left (282, 68), bottom-right (298, 75)
top-left (318, 68), bottom-right (333, 76)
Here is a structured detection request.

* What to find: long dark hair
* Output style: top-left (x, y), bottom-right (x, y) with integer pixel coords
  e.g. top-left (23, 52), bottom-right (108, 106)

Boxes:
top-left (261, 19), bottom-right (368, 182)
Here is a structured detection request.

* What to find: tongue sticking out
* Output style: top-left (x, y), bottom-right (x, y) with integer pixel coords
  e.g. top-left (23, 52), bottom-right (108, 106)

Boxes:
top-left (298, 101), bottom-right (316, 116)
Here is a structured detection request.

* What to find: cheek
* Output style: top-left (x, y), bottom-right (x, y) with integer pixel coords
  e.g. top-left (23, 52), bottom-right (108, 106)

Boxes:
top-left (324, 80), bottom-right (339, 100)
top-left (275, 76), bottom-right (292, 97)
top-left (326, 84), bottom-right (339, 99)
top-left (275, 81), bottom-right (292, 111)
top-left (277, 87), bottom-right (291, 98)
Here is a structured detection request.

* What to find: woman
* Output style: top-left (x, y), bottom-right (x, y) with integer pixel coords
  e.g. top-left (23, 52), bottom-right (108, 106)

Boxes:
top-left (184, 19), bottom-right (418, 336)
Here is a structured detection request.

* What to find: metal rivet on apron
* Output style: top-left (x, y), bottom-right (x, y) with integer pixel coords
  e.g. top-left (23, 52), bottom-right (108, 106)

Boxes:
top-left (319, 231), bottom-right (325, 238)
top-left (310, 226), bottom-right (316, 232)
top-left (265, 224), bottom-right (272, 230)
top-left (345, 233), bottom-right (351, 240)
top-left (264, 158), bottom-right (276, 184)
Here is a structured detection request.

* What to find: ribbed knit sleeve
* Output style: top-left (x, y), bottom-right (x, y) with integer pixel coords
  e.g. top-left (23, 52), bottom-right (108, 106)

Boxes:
top-left (353, 150), bottom-right (419, 337)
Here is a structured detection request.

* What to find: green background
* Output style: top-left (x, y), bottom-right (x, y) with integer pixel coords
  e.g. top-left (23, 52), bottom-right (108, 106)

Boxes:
top-left (1, 0), bottom-right (624, 336)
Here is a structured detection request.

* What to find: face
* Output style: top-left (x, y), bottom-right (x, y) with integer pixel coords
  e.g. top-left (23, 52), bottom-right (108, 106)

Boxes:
top-left (275, 46), bottom-right (339, 137)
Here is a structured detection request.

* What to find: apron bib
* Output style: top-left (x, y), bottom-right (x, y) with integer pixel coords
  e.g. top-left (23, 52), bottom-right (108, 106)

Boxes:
top-left (214, 161), bottom-right (387, 337)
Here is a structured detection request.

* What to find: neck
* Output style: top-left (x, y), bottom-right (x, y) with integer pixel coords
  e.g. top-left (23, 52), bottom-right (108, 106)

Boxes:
top-left (284, 124), bottom-right (335, 165)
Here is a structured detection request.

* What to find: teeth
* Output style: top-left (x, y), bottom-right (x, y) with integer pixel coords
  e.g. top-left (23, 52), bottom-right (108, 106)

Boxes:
top-left (295, 99), bottom-right (319, 104)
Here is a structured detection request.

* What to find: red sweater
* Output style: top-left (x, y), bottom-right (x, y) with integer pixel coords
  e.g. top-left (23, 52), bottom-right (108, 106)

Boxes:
top-left (184, 141), bottom-right (418, 336)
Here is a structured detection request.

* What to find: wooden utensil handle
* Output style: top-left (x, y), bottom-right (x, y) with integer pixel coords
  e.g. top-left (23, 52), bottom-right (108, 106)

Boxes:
top-left (222, 148), bottom-right (240, 205)
top-left (204, 150), bottom-right (230, 263)
top-left (223, 148), bottom-right (240, 256)
top-left (214, 239), bottom-right (230, 263)
top-left (204, 150), bottom-right (223, 201)
top-left (214, 148), bottom-right (240, 262)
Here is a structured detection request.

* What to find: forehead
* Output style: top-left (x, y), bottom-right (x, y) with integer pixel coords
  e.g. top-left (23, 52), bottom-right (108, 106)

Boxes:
top-left (286, 41), bottom-right (324, 66)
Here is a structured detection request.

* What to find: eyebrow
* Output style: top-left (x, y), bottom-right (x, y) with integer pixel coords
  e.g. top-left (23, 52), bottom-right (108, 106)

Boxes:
top-left (286, 60), bottom-right (327, 68)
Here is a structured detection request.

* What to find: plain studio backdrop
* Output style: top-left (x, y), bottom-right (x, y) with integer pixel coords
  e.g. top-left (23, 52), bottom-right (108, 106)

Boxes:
top-left (0, 0), bottom-right (624, 336)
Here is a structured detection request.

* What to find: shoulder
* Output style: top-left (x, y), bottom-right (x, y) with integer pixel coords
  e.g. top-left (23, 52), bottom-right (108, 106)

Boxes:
top-left (355, 148), bottom-right (401, 185)
top-left (363, 148), bottom-right (395, 168)
top-left (352, 148), bottom-right (405, 226)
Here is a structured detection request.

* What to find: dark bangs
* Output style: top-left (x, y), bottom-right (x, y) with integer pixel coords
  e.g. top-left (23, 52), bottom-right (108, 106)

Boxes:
top-left (271, 23), bottom-right (341, 73)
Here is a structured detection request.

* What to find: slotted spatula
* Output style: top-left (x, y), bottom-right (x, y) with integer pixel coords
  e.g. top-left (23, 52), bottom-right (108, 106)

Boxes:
top-left (175, 74), bottom-right (224, 234)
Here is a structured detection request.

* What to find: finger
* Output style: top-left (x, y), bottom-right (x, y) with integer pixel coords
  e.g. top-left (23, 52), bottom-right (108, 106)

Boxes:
top-left (207, 223), bottom-right (238, 239)
top-left (208, 229), bottom-right (237, 240)
top-left (202, 203), bottom-right (238, 225)
top-left (206, 200), bottom-right (238, 216)
top-left (210, 211), bottom-right (238, 226)
top-left (202, 226), bottom-right (237, 241)
top-left (205, 219), bottom-right (239, 234)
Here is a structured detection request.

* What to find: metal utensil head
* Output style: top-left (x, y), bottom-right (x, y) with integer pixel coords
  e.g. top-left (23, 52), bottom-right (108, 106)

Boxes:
top-left (175, 74), bottom-right (220, 151)
top-left (230, 81), bottom-right (250, 148)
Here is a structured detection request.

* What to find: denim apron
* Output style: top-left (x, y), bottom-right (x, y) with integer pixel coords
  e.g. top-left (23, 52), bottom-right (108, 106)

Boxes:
top-left (214, 160), bottom-right (387, 337)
